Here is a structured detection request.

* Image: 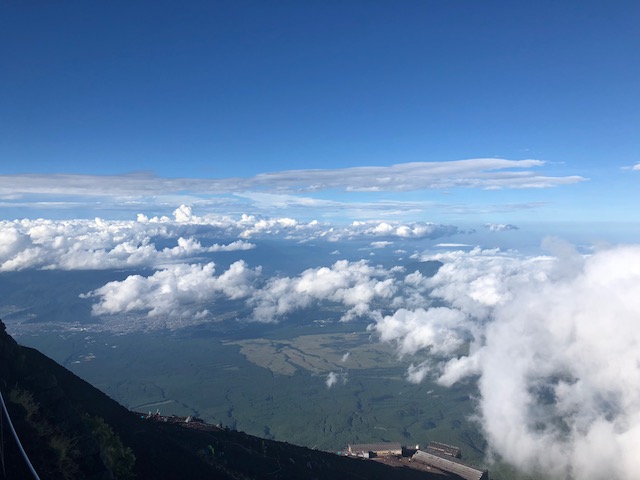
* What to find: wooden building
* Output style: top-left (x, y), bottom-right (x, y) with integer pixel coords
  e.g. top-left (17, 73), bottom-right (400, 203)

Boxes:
top-left (347, 442), bottom-right (402, 458)
top-left (411, 449), bottom-right (489, 480)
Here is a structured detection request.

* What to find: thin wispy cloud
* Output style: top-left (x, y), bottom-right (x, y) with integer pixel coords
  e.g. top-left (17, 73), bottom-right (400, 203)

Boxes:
top-left (0, 160), bottom-right (582, 223)
top-left (621, 163), bottom-right (640, 171)
top-left (246, 159), bottom-right (584, 192)
top-left (0, 159), bottom-right (584, 199)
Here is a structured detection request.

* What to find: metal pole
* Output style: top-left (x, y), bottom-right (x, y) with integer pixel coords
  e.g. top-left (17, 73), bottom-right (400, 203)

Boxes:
top-left (0, 390), bottom-right (41, 480)
top-left (1, 406), bottom-right (6, 477)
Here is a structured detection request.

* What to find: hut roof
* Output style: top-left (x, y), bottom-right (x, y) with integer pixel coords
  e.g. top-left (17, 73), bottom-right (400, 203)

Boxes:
top-left (412, 449), bottom-right (488, 480)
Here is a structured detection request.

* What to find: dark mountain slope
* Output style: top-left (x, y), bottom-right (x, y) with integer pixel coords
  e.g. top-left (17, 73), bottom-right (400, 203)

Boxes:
top-left (0, 320), bottom-right (445, 480)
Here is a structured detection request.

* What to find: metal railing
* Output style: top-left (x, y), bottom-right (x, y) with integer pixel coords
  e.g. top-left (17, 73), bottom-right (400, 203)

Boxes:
top-left (0, 388), bottom-right (41, 480)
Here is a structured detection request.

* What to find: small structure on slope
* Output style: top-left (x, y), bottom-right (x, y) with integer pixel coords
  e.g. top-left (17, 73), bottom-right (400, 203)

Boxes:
top-left (347, 442), bottom-right (402, 459)
top-left (411, 449), bottom-right (488, 480)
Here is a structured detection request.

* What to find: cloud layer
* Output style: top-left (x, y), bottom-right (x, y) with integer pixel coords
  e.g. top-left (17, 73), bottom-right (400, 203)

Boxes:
top-left (0, 206), bottom-right (463, 271)
top-left (0, 159), bottom-right (584, 199)
top-left (83, 258), bottom-right (398, 325)
top-left (0, 159), bottom-right (585, 221)
top-left (0, 214), bottom-right (255, 271)
top-left (4, 200), bottom-right (638, 478)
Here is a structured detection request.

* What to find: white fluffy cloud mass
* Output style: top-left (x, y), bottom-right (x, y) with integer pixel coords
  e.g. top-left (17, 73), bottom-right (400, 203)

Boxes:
top-left (83, 261), bottom-right (261, 318)
top-left (346, 220), bottom-right (459, 240)
top-left (371, 244), bottom-right (640, 480)
top-left (0, 212), bottom-right (256, 271)
top-left (251, 260), bottom-right (396, 322)
top-left (81, 258), bottom-right (399, 325)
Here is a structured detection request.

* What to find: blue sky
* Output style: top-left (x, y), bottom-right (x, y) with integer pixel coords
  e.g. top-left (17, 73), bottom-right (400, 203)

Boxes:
top-left (1, 1), bottom-right (638, 231)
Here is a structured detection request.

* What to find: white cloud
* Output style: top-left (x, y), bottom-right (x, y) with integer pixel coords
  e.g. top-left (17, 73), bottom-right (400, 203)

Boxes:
top-left (173, 204), bottom-right (195, 222)
top-left (0, 160), bottom-right (585, 220)
top-left (415, 247), bottom-right (552, 320)
top-left (207, 240), bottom-right (256, 252)
top-left (247, 159), bottom-right (584, 192)
top-left (337, 220), bottom-right (460, 241)
top-left (484, 223), bottom-right (519, 232)
top-left (406, 362), bottom-right (430, 384)
top-left (82, 261), bottom-right (260, 318)
top-left (370, 241), bottom-right (393, 249)
top-left (325, 371), bottom-right (348, 388)
top-left (234, 191), bottom-right (339, 209)
top-left (370, 244), bottom-right (640, 480)
top-left (0, 226), bottom-right (41, 270)
top-left (237, 215), bottom-right (301, 239)
top-left (78, 256), bottom-right (404, 326)
top-left (434, 243), bottom-right (473, 248)
top-left (250, 260), bottom-right (397, 322)
top-left (371, 307), bottom-right (468, 357)
top-left (0, 205), bottom-right (465, 271)
top-left (622, 163), bottom-right (640, 171)
top-left (0, 214), bottom-right (256, 271)
top-left (472, 245), bottom-right (640, 479)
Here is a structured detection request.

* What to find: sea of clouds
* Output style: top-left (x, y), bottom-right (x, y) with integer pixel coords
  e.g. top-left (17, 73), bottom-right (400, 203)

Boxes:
top-left (0, 205), bottom-right (459, 272)
top-left (2, 206), bottom-right (639, 479)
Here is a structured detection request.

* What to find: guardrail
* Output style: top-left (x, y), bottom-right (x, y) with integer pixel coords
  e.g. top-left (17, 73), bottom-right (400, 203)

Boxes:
top-left (0, 389), bottom-right (41, 480)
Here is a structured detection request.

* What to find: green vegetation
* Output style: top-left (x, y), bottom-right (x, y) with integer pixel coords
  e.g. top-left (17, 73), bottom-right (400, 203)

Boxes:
top-left (9, 387), bottom-right (80, 479)
top-left (83, 414), bottom-right (136, 480)
top-left (18, 324), bottom-right (484, 464)
top-left (9, 387), bottom-right (39, 421)
top-left (8, 387), bottom-right (135, 479)
top-left (227, 332), bottom-right (416, 376)
top-left (49, 434), bottom-right (80, 480)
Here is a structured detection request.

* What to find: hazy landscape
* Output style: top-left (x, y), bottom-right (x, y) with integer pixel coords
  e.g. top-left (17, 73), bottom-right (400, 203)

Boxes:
top-left (3, 251), bottom-right (481, 451)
